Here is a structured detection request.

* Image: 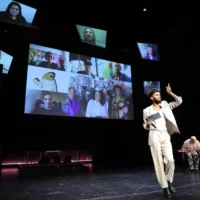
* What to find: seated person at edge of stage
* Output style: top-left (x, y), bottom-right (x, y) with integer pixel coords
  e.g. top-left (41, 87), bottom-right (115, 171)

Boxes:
top-left (182, 136), bottom-right (200, 172)
top-left (86, 88), bottom-right (108, 118)
top-left (77, 59), bottom-right (95, 78)
top-left (29, 51), bottom-right (65, 71)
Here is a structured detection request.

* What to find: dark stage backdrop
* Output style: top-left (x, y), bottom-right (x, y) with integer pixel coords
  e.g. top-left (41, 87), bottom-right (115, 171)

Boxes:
top-left (0, 22), bottom-right (199, 167)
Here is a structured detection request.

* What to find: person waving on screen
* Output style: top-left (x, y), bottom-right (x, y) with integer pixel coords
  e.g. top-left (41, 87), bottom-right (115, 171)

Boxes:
top-left (143, 84), bottom-right (182, 199)
top-left (0, 2), bottom-right (27, 26)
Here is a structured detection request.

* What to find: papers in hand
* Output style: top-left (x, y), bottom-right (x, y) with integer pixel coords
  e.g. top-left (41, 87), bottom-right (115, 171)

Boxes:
top-left (147, 112), bottom-right (161, 121)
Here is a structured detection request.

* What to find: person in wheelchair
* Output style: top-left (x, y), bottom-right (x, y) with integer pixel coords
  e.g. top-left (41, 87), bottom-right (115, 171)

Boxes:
top-left (182, 136), bottom-right (200, 173)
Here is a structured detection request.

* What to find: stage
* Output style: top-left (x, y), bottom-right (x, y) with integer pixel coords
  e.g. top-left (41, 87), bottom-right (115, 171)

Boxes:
top-left (0, 165), bottom-right (199, 200)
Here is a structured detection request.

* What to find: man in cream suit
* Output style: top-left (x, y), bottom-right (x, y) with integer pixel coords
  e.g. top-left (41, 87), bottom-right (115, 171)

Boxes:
top-left (143, 84), bottom-right (182, 199)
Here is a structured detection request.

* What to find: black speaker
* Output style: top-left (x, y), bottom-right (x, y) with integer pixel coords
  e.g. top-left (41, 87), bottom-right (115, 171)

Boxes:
top-left (54, 156), bottom-right (61, 164)
top-left (64, 156), bottom-right (72, 163)
top-left (38, 156), bottom-right (51, 164)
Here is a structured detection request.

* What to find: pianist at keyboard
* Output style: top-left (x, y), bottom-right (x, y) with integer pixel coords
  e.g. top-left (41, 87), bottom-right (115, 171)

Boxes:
top-left (182, 136), bottom-right (200, 172)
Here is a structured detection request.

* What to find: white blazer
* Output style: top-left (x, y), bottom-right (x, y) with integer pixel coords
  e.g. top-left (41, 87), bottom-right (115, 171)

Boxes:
top-left (143, 97), bottom-right (183, 145)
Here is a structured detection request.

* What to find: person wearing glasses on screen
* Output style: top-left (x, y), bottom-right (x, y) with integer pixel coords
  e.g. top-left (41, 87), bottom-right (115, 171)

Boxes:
top-left (83, 28), bottom-right (96, 45)
top-left (0, 2), bottom-right (27, 26)
top-left (143, 84), bottom-right (182, 199)
top-left (77, 59), bottom-right (95, 78)
top-left (29, 51), bottom-right (65, 71)
top-left (182, 136), bottom-right (200, 173)
top-left (118, 100), bottom-right (129, 119)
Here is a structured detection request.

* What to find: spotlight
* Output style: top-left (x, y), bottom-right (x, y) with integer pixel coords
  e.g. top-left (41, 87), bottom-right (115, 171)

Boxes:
top-left (143, 8), bottom-right (147, 12)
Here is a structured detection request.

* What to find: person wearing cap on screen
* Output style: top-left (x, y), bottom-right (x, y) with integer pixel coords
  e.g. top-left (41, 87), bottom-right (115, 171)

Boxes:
top-left (143, 84), bottom-right (182, 199)
top-left (0, 2), bottom-right (27, 26)
top-left (118, 100), bottom-right (129, 119)
top-left (182, 136), bottom-right (200, 173)
top-left (77, 59), bottom-right (95, 78)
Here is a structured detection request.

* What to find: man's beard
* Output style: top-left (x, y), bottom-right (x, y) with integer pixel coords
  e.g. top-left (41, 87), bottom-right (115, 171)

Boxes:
top-left (153, 98), bottom-right (161, 104)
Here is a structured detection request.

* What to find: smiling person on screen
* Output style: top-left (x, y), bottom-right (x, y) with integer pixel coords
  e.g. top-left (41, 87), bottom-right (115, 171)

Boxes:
top-left (143, 84), bottom-right (182, 199)
top-left (0, 2), bottom-right (27, 26)
top-left (86, 88), bottom-right (108, 118)
top-left (32, 93), bottom-right (58, 115)
top-left (118, 100), bottom-right (129, 119)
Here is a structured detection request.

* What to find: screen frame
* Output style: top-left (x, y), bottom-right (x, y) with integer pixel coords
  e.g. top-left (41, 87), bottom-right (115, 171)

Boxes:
top-left (24, 43), bottom-right (134, 120)
top-left (0, 50), bottom-right (13, 74)
top-left (137, 42), bottom-right (160, 61)
top-left (0, 0), bottom-right (37, 28)
top-left (75, 24), bottom-right (107, 49)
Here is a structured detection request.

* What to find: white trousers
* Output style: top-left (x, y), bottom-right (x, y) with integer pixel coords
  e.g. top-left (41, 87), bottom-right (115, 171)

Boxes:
top-left (150, 130), bottom-right (175, 188)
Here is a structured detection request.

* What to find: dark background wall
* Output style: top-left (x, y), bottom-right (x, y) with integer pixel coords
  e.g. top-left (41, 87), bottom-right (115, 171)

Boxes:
top-left (0, 1), bottom-right (199, 167)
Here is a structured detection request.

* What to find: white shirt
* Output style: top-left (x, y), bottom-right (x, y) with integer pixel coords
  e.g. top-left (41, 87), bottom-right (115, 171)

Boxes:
top-left (86, 99), bottom-right (108, 118)
top-left (182, 139), bottom-right (200, 150)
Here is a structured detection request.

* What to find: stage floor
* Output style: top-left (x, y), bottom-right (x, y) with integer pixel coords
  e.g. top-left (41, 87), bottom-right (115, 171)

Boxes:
top-left (0, 165), bottom-right (200, 200)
